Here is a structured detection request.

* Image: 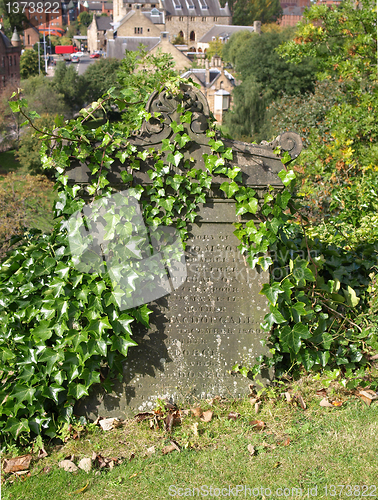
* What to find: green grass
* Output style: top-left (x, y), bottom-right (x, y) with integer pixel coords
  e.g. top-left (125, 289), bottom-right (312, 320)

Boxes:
top-left (2, 376), bottom-right (378, 500)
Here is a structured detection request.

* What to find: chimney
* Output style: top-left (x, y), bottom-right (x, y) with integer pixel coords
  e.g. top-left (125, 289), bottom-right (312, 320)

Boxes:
top-left (254, 21), bottom-right (261, 34)
top-left (205, 58), bottom-right (210, 86)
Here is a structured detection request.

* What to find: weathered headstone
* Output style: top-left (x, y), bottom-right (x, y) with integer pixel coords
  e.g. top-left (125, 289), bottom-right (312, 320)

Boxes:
top-left (70, 84), bottom-right (302, 417)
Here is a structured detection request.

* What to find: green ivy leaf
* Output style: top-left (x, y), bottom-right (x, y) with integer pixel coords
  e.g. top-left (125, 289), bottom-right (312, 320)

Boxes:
top-left (220, 181), bottom-right (239, 198)
top-left (278, 169), bottom-right (296, 186)
top-left (260, 282), bottom-right (284, 306)
top-left (167, 151), bottom-right (184, 167)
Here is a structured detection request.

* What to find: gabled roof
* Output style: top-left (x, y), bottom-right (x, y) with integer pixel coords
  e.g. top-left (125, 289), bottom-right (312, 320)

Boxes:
top-left (199, 24), bottom-right (255, 43)
top-left (95, 15), bottom-right (113, 30)
top-left (143, 9), bottom-right (165, 24)
top-left (113, 10), bottom-right (135, 30)
top-left (0, 32), bottom-right (11, 48)
top-left (181, 67), bottom-right (235, 88)
top-left (107, 36), bottom-right (161, 58)
top-left (161, 0), bottom-right (231, 18)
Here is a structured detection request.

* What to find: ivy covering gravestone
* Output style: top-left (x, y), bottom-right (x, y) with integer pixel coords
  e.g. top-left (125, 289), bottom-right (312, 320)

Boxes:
top-left (0, 56), bottom-right (377, 443)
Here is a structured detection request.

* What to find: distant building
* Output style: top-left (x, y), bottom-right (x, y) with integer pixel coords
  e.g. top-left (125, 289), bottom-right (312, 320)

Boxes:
top-left (107, 31), bottom-right (191, 71)
top-left (88, 15), bottom-right (113, 53)
top-left (278, 0), bottom-right (311, 27)
top-left (197, 23), bottom-right (258, 53)
top-left (112, 0), bottom-right (231, 51)
top-left (0, 27), bottom-right (22, 94)
top-left (181, 55), bottom-right (235, 124)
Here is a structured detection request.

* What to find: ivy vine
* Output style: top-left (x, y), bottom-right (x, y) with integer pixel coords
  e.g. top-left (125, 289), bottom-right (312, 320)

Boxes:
top-left (0, 72), bottom-right (377, 445)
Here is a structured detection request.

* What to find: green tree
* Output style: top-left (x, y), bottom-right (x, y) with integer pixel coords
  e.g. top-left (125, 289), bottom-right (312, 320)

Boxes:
top-left (224, 0), bottom-right (282, 26)
top-left (16, 115), bottom-right (58, 176)
top-left (22, 76), bottom-right (67, 116)
top-left (78, 11), bottom-right (93, 28)
top-left (0, 0), bottom-right (27, 37)
top-left (206, 37), bottom-right (224, 60)
top-left (20, 49), bottom-right (40, 80)
top-left (223, 28), bottom-right (317, 141)
top-left (83, 58), bottom-right (122, 104)
top-left (51, 62), bottom-right (86, 111)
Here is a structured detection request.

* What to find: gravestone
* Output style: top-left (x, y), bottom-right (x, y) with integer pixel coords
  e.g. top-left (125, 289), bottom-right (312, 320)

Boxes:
top-left (69, 84), bottom-right (302, 417)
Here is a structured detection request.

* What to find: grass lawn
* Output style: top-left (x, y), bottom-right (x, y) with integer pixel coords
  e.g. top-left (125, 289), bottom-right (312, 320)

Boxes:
top-left (1, 376), bottom-right (377, 500)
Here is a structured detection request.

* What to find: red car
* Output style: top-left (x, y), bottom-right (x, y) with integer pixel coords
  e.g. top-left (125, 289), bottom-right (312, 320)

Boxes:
top-left (90, 52), bottom-right (101, 58)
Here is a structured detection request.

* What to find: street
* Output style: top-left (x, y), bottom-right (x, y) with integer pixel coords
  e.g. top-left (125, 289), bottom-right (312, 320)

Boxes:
top-left (47, 54), bottom-right (97, 77)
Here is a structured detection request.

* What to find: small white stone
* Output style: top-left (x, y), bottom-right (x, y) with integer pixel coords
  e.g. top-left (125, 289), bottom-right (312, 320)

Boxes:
top-left (78, 457), bottom-right (92, 473)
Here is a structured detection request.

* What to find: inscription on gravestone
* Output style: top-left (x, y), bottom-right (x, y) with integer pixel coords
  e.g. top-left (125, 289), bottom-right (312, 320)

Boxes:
top-left (71, 85), bottom-right (302, 418)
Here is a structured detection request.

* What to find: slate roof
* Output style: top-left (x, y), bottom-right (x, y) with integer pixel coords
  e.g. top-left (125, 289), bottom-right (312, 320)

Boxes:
top-left (0, 32), bottom-right (11, 48)
top-left (107, 36), bottom-right (160, 58)
top-left (143, 9), bottom-right (165, 24)
top-left (199, 24), bottom-right (255, 43)
top-left (181, 67), bottom-right (235, 88)
top-left (161, 0), bottom-right (231, 18)
top-left (95, 16), bottom-right (113, 30)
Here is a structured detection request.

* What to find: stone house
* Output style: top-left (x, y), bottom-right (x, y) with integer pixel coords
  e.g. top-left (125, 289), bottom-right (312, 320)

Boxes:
top-left (197, 23), bottom-right (258, 53)
top-left (88, 15), bottom-right (113, 53)
top-left (107, 30), bottom-right (191, 72)
top-left (0, 28), bottom-right (22, 94)
top-left (112, 0), bottom-right (231, 51)
top-left (181, 55), bottom-right (235, 124)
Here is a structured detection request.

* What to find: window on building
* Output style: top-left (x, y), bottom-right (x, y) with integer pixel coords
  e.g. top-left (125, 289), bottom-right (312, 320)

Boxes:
top-left (167, 16), bottom-right (172, 21)
top-left (220, 81), bottom-right (223, 89)
top-left (9, 57), bottom-right (12, 67)
top-left (202, 17), bottom-right (206, 21)
top-left (190, 16), bottom-right (195, 21)
top-left (190, 30), bottom-right (195, 41)
top-left (213, 17), bottom-right (217, 21)
top-left (14, 55), bottom-right (16, 65)
top-left (27, 34), bottom-right (30, 45)
top-left (134, 27), bottom-right (143, 34)
top-left (1, 57), bottom-right (4, 67)
top-left (179, 16), bottom-right (184, 21)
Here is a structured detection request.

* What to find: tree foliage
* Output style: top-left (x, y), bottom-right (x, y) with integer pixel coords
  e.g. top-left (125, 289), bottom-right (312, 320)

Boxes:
top-left (233, 0), bottom-right (282, 26)
top-left (0, 0), bottom-right (27, 37)
top-left (223, 29), bottom-right (317, 141)
top-left (20, 49), bottom-right (40, 80)
top-left (219, 0), bottom-right (282, 25)
top-left (83, 58), bottom-right (122, 104)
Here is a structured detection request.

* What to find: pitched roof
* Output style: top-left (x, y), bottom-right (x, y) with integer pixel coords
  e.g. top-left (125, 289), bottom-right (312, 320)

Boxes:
top-left (161, 0), bottom-right (231, 18)
top-left (95, 15), bottom-right (113, 30)
top-left (181, 67), bottom-right (235, 87)
top-left (0, 31), bottom-right (11, 48)
top-left (143, 9), bottom-right (165, 24)
top-left (107, 36), bottom-right (160, 58)
top-left (199, 24), bottom-right (255, 43)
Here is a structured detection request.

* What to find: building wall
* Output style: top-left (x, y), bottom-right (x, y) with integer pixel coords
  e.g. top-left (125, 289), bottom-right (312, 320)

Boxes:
top-left (166, 15), bottom-right (231, 49)
top-left (87, 19), bottom-right (99, 53)
top-left (278, 14), bottom-right (303, 27)
top-left (0, 36), bottom-right (21, 94)
top-left (23, 27), bottom-right (40, 50)
top-left (148, 36), bottom-right (191, 71)
top-left (117, 10), bottom-right (163, 37)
